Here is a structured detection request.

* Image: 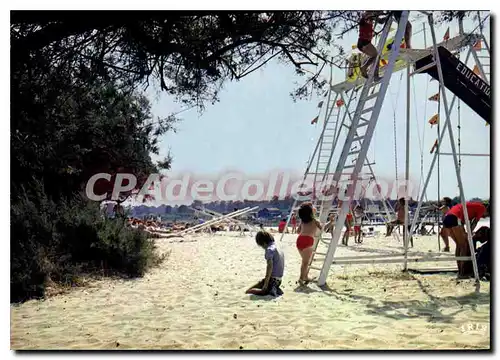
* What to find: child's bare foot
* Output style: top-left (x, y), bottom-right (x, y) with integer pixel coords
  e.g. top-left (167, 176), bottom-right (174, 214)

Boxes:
top-left (298, 278), bottom-right (315, 286)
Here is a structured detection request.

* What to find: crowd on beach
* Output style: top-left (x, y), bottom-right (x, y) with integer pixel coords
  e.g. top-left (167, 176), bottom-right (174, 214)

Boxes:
top-left (125, 217), bottom-right (252, 235)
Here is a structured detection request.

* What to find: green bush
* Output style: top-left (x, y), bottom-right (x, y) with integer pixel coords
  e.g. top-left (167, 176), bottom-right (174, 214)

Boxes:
top-left (11, 184), bottom-right (163, 303)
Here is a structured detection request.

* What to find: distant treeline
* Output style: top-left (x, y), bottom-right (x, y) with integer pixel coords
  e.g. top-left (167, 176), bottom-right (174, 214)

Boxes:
top-left (127, 196), bottom-right (488, 219)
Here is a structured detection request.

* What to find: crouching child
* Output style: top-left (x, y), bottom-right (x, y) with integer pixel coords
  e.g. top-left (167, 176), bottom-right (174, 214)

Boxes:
top-left (246, 231), bottom-right (285, 297)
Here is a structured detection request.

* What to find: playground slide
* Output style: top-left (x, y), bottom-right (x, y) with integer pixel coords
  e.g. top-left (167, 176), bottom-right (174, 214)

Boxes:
top-left (414, 46), bottom-right (491, 124)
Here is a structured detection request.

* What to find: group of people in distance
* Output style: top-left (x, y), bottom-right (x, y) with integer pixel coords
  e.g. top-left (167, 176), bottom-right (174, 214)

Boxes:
top-left (246, 198), bottom-right (491, 297)
top-left (357, 11), bottom-right (412, 80)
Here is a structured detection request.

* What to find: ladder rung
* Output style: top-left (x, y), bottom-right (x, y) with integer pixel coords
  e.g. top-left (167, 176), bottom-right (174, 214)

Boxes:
top-left (361, 107), bottom-right (374, 115)
top-left (344, 161), bottom-right (376, 170)
top-left (365, 92), bottom-right (380, 101)
top-left (348, 150), bottom-right (361, 156)
top-left (307, 172), bottom-right (336, 175)
top-left (352, 136), bottom-right (364, 143)
top-left (309, 266), bottom-right (322, 271)
top-left (357, 121), bottom-right (369, 128)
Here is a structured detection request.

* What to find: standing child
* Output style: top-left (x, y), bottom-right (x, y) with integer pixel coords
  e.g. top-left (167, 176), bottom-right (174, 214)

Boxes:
top-left (353, 205), bottom-right (364, 244)
top-left (436, 197), bottom-right (453, 252)
top-left (296, 202), bottom-right (322, 285)
top-left (291, 213), bottom-right (298, 234)
top-left (324, 213), bottom-right (336, 238)
top-left (278, 219), bottom-right (287, 233)
top-left (342, 207), bottom-right (353, 246)
top-left (246, 231), bottom-right (285, 297)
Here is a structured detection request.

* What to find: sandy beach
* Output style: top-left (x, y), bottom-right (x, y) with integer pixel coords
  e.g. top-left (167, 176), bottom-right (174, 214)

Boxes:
top-left (11, 228), bottom-right (490, 350)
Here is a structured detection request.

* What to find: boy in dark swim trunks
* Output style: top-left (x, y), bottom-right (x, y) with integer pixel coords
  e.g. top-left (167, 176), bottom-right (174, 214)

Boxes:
top-left (296, 202), bottom-right (322, 285)
top-left (246, 231), bottom-right (285, 297)
top-left (358, 11), bottom-right (387, 81)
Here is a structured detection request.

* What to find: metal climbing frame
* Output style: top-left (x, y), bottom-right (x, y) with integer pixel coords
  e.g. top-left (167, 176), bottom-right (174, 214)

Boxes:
top-left (309, 11), bottom-right (487, 290)
top-left (278, 63), bottom-right (359, 242)
top-left (408, 13), bottom-right (490, 292)
top-left (311, 12), bottom-right (411, 286)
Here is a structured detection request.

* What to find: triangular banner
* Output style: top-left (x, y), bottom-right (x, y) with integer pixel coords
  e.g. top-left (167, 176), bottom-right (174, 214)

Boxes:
top-left (443, 27), bottom-right (450, 41)
top-left (428, 93), bottom-right (440, 101)
top-left (473, 65), bottom-right (482, 77)
top-left (428, 114), bottom-right (439, 126)
top-left (311, 116), bottom-right (319, 125)
top-left (474, 39), bottom-right (482, 50)
top-left (317, 101), bottom-right (324, 108)
top-left (336, 99), bottom-right (345, 107)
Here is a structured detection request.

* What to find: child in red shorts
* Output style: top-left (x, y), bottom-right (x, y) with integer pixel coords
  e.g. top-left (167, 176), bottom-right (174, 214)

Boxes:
top-left (296, 203), bottom-right (322, 285)
top-left (342, 209), bottom-right (353, 245)
top-left (353, 205), bottom-right (364, 243)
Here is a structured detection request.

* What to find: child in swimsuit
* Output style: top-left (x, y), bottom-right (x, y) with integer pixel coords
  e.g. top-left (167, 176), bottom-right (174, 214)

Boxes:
top-left (296, 202), bottom-right (322, 285)
top-left (342, 209), bottom-right (353, 246)
top-left (436, 197), bottom-right (453, 252)
top-left (353, 205), bottom-right (364, 244)
top-left (291, 213), bottom-right (297, 234)
top-left (357, 11), bottom-right (386, 81)
top-left (324, 213), bottom-right (335, 237)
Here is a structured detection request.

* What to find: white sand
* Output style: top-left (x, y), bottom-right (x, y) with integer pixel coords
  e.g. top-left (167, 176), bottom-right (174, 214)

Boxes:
top-left (11, 229), bottom-right (490, 350)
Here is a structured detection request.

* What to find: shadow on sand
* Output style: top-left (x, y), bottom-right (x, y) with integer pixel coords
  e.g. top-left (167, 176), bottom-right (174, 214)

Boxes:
top-left (298, 275), bottom-right (489, 324)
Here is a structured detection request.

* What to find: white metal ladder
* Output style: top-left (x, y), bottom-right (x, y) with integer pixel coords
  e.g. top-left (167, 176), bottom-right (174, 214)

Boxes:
top-left (279, 86), bottom-right (346, 241)
top-left (309, 11), bottom-right (410, 286)
top-left (470, 36), bottom-right (490, 85)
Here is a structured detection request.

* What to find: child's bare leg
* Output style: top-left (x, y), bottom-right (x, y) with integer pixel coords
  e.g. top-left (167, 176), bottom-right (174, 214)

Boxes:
top-left (386, 223), bottom-right (394, 237)
top-left (360, 43), bottom-right (378, 77)
top-left (245, 280), bottom-right (264, 294)
top-left (441, 227), bottom-right (450, 251)
top-left (299, 247), bottom-right (314, 282)
top-left (405, 22), bottom-right (412, 49)
top-left (344, 229), bottom-right (350, 245)
top-left (450, 226), bottom-right (466, 276)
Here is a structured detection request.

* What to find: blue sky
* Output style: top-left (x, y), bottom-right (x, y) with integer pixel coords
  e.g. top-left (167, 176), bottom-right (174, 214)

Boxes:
top-left (145, 12), bottom-right (490, 204)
